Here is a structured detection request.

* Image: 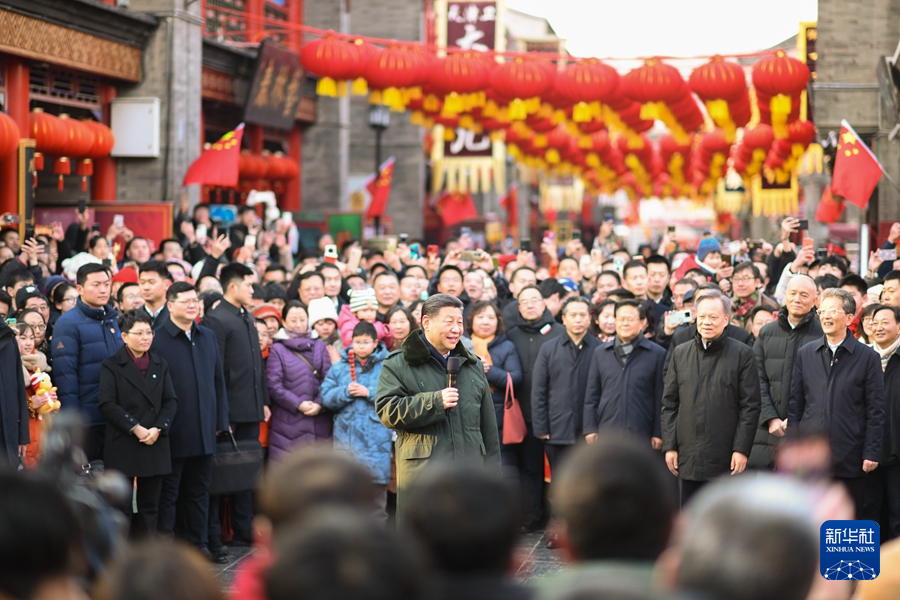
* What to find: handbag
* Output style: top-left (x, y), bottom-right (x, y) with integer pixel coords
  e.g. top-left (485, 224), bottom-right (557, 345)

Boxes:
top-left (289, 348), bottom-right (324, 381)
top-left (502, 372), bottom-right (527, 445)
top-left (209, 431), bottom-right (264, 496)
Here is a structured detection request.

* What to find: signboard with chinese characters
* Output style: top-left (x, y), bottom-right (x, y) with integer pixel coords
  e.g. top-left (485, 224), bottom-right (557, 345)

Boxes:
top-left (244, 42), bottom-right (305, 130)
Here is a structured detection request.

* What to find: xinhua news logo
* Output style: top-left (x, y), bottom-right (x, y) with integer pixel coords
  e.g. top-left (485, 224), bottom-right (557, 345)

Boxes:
top-left (820, 520), bottom-right (880, 580)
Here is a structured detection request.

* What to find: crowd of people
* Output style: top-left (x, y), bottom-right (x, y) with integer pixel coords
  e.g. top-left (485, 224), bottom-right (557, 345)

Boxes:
top-left (3, 204), bottom-right (900, 600)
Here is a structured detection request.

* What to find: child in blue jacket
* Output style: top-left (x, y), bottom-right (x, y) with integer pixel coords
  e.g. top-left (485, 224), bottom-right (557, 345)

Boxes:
top-left (321, 321), bottom-right (392, 519)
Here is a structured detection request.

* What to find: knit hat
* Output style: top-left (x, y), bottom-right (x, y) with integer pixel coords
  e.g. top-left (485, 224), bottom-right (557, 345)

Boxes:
top-left (41, 276), bottom-right (68, 300)
top-left (112, 267), bottom-right (139, 284)
top-left (307, 297), bottom-right (339, 328)
top-left (264, 282), bottom-right (288, 303)
top-left (252, 303), bottom-right (283, 326)
top-left (15, 286), bottom-right (45, 310)
top-left (349, 288), bottom-right (377, 313)
top-left (697, 237), bottom-right (722, 262)
top-left (557, 277), bottom-right (579, 293)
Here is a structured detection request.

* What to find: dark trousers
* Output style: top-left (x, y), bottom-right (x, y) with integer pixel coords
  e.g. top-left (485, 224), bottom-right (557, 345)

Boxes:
top-left (159, 454), bottom-right (213, 548)
top-left (837, 476), bottom-right (867, 518)
top-left (510, 422), bottom-right (546, 527)
top-left (544, 442), bottom-right (573, 477)
top-left (208, 422), bottom-right (258, 547)
top-left (861, 464), bottom-right (900, 538)
top-left (680, 479), bottom-right (708, 507)
top-left (84, 425), bottom-right (106, 463)
top-left (132, 475), bottom-right (164, 538)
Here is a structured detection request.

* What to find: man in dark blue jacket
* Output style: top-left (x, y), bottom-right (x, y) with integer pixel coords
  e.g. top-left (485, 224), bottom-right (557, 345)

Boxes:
top-left (583, 299), bottom-right (666, 448)
top-left (788, 288), bottom-right (885, 514)
top-left (153, 282), bottom-right (229, 562)
top-left (52, 264), bottom-right (122, 461)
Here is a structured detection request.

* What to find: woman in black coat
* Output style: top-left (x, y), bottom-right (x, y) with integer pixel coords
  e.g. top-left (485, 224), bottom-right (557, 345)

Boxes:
top-left (98, 309), bottom-right (177, 538)
top-left (464, 301), bottom-right (523, 476)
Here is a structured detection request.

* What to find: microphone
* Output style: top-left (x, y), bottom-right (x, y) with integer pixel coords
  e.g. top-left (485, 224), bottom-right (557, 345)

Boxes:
top-left (446, 357), bottom-right (460, 412)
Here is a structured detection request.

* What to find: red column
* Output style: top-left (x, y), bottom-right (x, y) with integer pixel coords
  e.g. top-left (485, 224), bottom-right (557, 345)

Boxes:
top-left (1, 57), bottom-right (28, 215)
top-left (283, 123), bottom-right (301, 210)
top-left (246, 0), bottom-right (263, 42)
top-left (92, 84), bottom-right (117, 202)
top-left (247, 124), bottom-right (264, 195)
top-left (288, 0), bottom-right (303, 53)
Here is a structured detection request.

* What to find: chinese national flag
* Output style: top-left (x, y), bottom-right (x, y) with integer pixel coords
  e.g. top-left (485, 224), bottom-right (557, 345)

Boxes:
top-left (831, 120), bottom-right (883, 209)
top-left (365, 158), bottom-right (395, 219)
top-left (183, 124), bottom-right (244, 187)
top-left (435, 191), bottom-right (478, 226)
top-left (815, 186), bottom-right (846, 224)
top-left (499, 185), bottom-right (518, 227)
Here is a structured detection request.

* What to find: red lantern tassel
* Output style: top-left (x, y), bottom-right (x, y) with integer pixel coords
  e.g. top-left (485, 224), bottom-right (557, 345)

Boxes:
top-left (34, 152), bottom-right (44, 171)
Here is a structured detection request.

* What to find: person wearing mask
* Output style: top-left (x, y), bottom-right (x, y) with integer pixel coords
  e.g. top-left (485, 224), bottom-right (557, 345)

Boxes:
top-left (202, 263), bottom-right (269, 553)
top-left (861, 304), bottom-right (900, 537)
top-left (749, 275), bottom-right (822, 469)
top-left (789, 288), bottom-right (885, 514)
top-left (661, 291), bottom-right (761, 505)
top-left (505, 284), bottom-right (565, 532)
top-left (464, 300), bottom-right (523, 476)
top-left (52, 264), bottom-right (123, 461)
top-left (139, 260), bottom-right (173, 328)
top-left (266, 300), bottom-right (332, 460)
top-left (583, 299), bottom-right (667, 450)
top-left (532, 296), bottom-right (599, 475)
top-left (97, 309), bottom-right (177, 537)
top-left (152, 282), bottom-right (230, 562)
top-left (375, 294), bottom-right (500, 523)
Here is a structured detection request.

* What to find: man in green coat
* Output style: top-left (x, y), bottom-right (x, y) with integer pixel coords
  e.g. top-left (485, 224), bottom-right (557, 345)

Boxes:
top-left (376, 294), bottom-right (501, 522)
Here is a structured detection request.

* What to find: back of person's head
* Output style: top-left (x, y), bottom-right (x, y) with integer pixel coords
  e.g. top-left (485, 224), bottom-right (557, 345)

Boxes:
top-left (815, 274), bottom-right (839, 292)
top-left (674, 474), bottom-right (819, 600)
top-left (257, 446), bottom-right (377, 531)
top-left (552, 432), bottom-right (676, 562)
top-left (0, 473), bottom-right (83, 600)
top-left (405, 465), bottom-right (522, 575)
top-left (540, 277), bottom-right (567, 299)
top-left (96, 540), bottom-right (221, 600)
top-left (266, 510), bottom-right (426, 600)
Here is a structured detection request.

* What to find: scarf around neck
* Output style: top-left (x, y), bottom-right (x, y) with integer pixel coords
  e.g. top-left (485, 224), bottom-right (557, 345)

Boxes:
top-left (470, 333), bottom-right (495, 366)
top-left (871, 335), bottom-right (900, 372)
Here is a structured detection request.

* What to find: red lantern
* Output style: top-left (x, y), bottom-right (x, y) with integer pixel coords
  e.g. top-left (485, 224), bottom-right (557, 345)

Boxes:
top-left (490, 58), bottom-right (555, 120)
top-left (701, 129), bottom-right (731, 155)
top-left (743, 124), bottom-right (775, 150)
top-left (752, 49), bottom-right (809, 138)
top-left (788, 120), bottom-right (816, 147)
top-left (622, 58), bottom-right (687, 106)
top-left (366, 46), bottom-right (422, 110)
top-left (555, 59), bottom-right (619, 122)
top-left (29, 108), bottom-right (65, 170)
top-left (689, 56), bottom-right (747, 103)
top-left (345, 39), bottom-right (378, 95)
top-left (301, 33), bottom-right (360, 97)
top-left (429, 52), bottom-right (490, 115)
top-left (58, 115), bottom-right (95, 158)
top-left (53, 156), bottom-right (70, 190)
top-left (82, 120), bottom-right (115, 158)
top-left (239, 150), bottom-right (268, 181)
top-left (0, 112), bottom-right (20, 159)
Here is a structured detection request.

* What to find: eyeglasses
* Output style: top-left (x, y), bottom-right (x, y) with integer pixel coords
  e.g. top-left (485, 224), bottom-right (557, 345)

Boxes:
top-left (61, 296), bottom-right (78, 304)
top-left (125, 330), bottom-right (154, 338)
top-left (124, 294), bottom-right (141, 302)
top-left (732, 276), bottom-right (757, 283)
top-left (819, 309), bottom-right (846, 317)
top-left (172, 299), bottom-right (200, 305)
top-left (27, 323), bottom-right (47, 331)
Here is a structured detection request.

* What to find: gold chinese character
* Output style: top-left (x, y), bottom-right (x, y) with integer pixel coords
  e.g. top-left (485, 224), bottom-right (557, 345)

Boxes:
top-left (270, 65), bottom-right (290, 108)
top-left (282, 71), bottom-right (303, 117)
top-left (254, 61), bottom-right (275, 107)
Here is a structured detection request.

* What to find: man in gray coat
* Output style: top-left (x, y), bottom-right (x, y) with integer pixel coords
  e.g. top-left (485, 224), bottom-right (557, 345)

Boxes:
top-left (661, 291), bottom-right (761, 505)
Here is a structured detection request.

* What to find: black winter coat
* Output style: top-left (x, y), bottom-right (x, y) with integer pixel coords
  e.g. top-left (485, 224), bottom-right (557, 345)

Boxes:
top-left (201, 300), bottom-right (269, 424)
top-left (466, 334), bottom-right (523, 433)
top-left (661, 331), bottom-right (761, 481)
top-left (0, 325), bottom-right (28, 464)
top-left (583, 334), bottom-right (667, 439)
top-left (151, 317), bottom-right (230, 458)
top-left (880, 352), bottom-right (900, 466)
top-left (531, 333), bottom-right (600, 444)
top-left (788, 332), bottom-right (885, 478)
top-left (506, 309), bottom-right (565, 423)
top-left (749, 308), bottom-right (822, 468)
top-left (98, 346), bottom-right (178, 477)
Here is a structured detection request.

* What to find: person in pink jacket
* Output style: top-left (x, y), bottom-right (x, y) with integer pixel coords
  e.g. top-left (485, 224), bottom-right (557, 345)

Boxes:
top-left (338, 288), bottom-right (393, 349)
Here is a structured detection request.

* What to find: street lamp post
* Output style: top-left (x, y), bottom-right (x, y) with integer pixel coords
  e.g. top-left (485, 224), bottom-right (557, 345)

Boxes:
top-left (367, 105), bottom-right (390, 236)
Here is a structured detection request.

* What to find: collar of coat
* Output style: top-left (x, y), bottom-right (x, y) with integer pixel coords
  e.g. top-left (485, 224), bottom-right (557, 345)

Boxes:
top-left (606, 333), bottom-right (649, 352)
top-left (692, 329), bottom-right (728, 352)
top-left (777, 306), bottom-right (818, 331)
top-left (162, 315), bottom-right (198, 339)
top-left (113, 344), bottom-right (165, 403)
top-left (76, 298), bottom-right (117, 322)
top-left (814, 330), bottom-right (859, 353)
top-left (401, 328), bottom-right (478, 367)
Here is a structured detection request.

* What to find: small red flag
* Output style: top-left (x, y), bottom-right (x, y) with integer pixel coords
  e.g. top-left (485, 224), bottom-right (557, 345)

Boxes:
top-left (815, 186), bottom-right (846, 224)
top-left (831, 120), bottom-right (882, 210)
top-left (435, 191), bottom-right (478, 226)
top-left (183, 124), bottom-right (244, 187)
top-left (365, 158), bottom-right (395, 218)
top-left (499, 185), bottom-right (518, 227)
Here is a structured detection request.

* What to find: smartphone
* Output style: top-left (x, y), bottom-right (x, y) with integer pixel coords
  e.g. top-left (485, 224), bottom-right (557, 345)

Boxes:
top-left (460, 227), bottom-right (471, 237)
top-left (670, 309), bottom-right (693, 325)
top-left (5, 317), bottom-right (15, 327)
top-left (571, 230), bottom-right (581, 241)
top-left (196, 224), bottom-right (208, 244)
top-left (721, 253), bottom-right (732, 265)
top-left (399, 233), bottom-right (409, 244)
top-left (483, 277), bottom-right (492, 289)
top-left (2, 214), bottom-right (20, 224)
top-left (460, 250), bottom-right (482, 262)
top-left (324, 244), bottom-right (338, 264)
top-left (543, 231), bottom-right (555, 244)
top-left (520, 238), bottom-right (532, 253)
top-left (877, 248), bottom-right (898, 261)
top-left (78, 197), bottom-right (87, 214)
top-left (427, 244), bottom-right (439, 259)
top-left (613, 256), bottom-right (624, 272)
top-left (797, 219), bottom-right (809, 231)
top-left (591, 248), bottom-right (603, 262)
top-left (409, 243), bottom-right (421, 260)
top-left (667, 225), bottom-right (676, 235)
top-left (817, 248), bottom-right (828, 260)
top-left (632, 255), bottom-right (643, 262)
top-left (385, 237), bottom-right (398, 253)
top-left (802, 237), bottom-right (814, 251)
top-left (24, 225), bottom-right (34, 243)
top-left (747, 241), bottom-right (760, 251)
top-left (91, 222), bottom-right (100, 234)
top-left (244, 234), bottom-right (257, 249)
top-left (113, 214), bottom-right (124, 228)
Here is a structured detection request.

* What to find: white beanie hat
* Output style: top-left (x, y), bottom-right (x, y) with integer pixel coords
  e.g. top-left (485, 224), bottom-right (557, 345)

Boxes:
top-left (349, 288), bottom-right (377, 312)
top-left (307, 297), bottom-right (339, 328)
